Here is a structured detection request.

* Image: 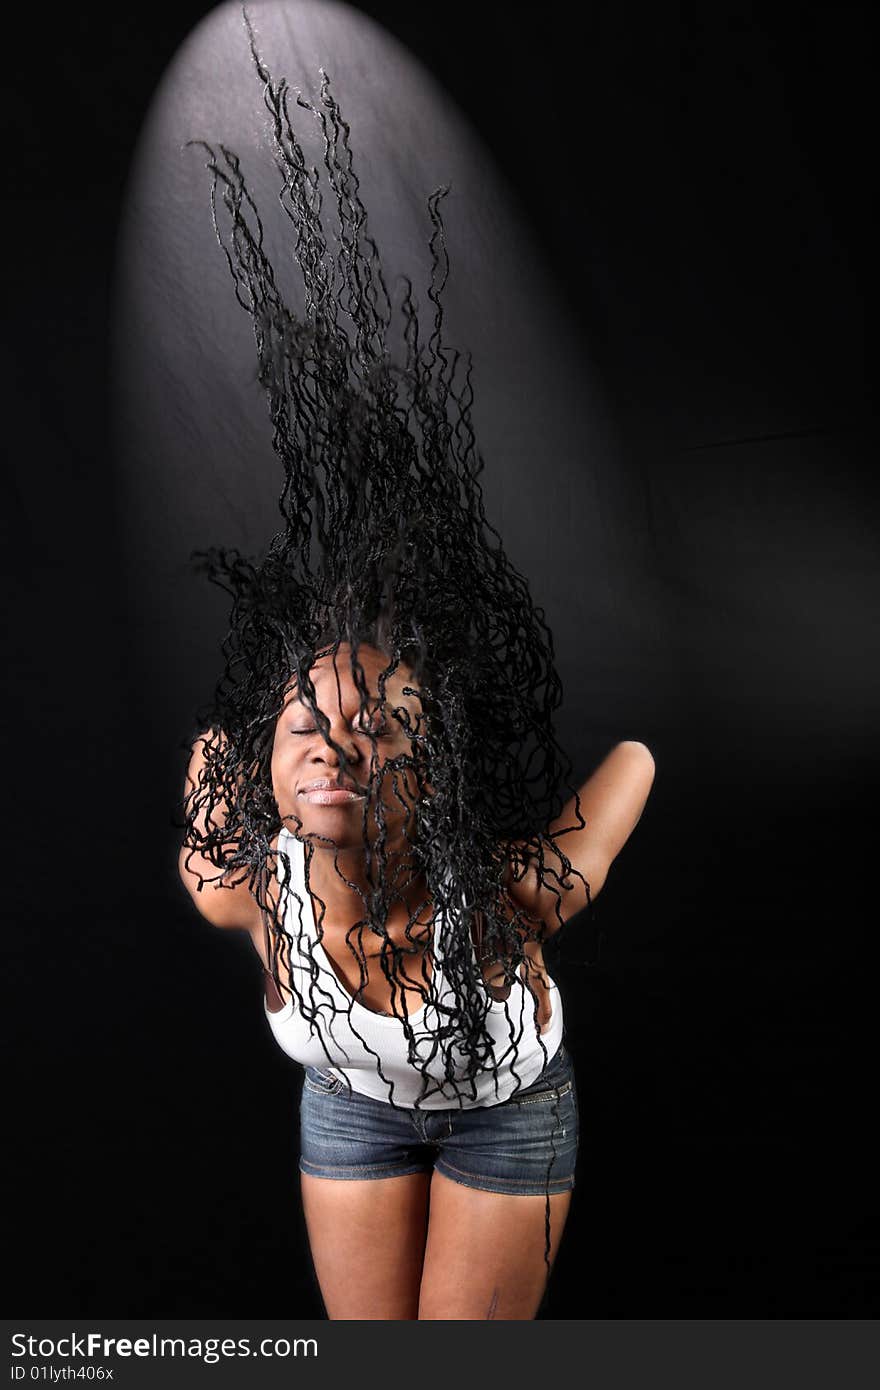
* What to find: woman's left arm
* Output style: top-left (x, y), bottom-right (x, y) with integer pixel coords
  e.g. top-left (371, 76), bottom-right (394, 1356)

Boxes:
top-left (506, 740), bottom-right (656, 934)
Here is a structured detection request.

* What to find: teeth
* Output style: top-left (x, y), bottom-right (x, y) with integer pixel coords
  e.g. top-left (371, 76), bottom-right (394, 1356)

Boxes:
top-left (300, 784), bottom-right (362, 798)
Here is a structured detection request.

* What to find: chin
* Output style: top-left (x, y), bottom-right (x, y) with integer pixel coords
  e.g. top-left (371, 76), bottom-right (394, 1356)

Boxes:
top-left (293, 811), bottom-right (366, 843)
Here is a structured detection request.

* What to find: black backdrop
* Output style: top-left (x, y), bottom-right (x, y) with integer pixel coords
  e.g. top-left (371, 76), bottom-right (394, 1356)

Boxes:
top-left (3, 1), bottom-right (876, 1316)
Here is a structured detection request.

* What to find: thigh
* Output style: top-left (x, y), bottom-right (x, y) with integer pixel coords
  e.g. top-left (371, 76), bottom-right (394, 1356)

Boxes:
top-left (301, 1170), bottom-right (431, 1319)
top-left (420, 1048), bottom-right (578, 1318)
top-left (418, 1172), bottom-right (572, 1319)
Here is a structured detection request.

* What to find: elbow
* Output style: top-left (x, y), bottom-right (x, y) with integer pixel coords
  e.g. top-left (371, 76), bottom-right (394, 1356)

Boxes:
top-left (178, 845), bottom-right (208, 917)
top-left (178, 843), bottom-right (200, 894)
top-left (178, 845), bottom-right (219, 923)
top-left (617, 740), bottom-right (656, 788)
top-left (177, 844), bottom-right (254, 931)
top-left (618, 739), bottom-right (655, 767)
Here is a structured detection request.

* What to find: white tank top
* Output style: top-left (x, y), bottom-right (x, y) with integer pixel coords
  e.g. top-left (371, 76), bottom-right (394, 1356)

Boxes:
top-left (263, 827), bottom-right (564, 1108)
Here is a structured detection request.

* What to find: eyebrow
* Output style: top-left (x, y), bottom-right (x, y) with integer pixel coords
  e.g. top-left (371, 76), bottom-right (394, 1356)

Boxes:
top-left (280, 692), bottom-right (322, 723)
top-left (279, 692), bottom-right (384, 717)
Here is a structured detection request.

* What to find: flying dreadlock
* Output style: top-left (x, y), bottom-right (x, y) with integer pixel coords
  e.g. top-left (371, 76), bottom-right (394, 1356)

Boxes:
top-left (179, 9), bottom-right (587, 1275)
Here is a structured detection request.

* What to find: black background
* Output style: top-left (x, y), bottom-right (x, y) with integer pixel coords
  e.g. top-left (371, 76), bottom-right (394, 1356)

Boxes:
top-left (3, 1), bottom-right (876, 1316)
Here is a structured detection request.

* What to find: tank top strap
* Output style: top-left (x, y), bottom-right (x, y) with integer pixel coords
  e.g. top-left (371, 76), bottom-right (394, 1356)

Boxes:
top-left (275, 828), bottom-right (313, 944)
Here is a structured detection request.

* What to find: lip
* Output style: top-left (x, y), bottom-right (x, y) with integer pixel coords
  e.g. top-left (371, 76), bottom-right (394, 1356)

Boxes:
top-left (298, 778), bottom-right (367, 806)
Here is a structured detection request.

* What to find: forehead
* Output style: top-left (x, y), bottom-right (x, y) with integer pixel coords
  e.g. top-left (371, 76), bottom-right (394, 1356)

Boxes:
top-left (283, 645), bottom-right (420, 708)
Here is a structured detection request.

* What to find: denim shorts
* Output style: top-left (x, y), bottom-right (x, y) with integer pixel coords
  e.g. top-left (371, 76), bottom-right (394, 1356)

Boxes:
top-left (299, 1044), bottom-right (578, 1195)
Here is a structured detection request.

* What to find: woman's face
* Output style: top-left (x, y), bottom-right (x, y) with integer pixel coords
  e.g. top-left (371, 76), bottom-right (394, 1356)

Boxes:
top-left (270, 643), bottom-right (429, 854)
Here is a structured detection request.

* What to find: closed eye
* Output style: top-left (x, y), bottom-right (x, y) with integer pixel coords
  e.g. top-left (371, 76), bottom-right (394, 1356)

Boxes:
top-left (291, 723), bottom-right (390, 737)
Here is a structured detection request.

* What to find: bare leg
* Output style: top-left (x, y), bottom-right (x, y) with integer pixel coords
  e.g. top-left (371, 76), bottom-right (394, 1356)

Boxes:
top-left (300, 1171), bottom-right (431, 1319)
top-left (418, 1171), bottom-right (572, 1319)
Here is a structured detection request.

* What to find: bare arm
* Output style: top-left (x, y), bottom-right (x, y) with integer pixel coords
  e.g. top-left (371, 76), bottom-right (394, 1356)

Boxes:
top-left (506, 740), bottom-right (656, 934)
top-left (178, 729), bottom-right (263, 931)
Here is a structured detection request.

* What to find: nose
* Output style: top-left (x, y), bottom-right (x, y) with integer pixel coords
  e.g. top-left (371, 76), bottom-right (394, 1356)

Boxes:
top-left (312, 719), bottom-right (362, 768)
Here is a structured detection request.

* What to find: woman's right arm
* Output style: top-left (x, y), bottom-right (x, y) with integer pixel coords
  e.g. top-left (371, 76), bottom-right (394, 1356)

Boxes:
top-left (178, 729), bottom-right (262, 930)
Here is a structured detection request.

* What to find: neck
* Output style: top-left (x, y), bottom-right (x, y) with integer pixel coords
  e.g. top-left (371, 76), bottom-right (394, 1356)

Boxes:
top-left (304, 840), bottom-right (430, 928)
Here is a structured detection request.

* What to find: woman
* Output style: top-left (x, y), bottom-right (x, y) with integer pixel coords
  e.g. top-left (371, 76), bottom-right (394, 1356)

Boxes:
top-left (178, 19), bottom-right (655, 1318)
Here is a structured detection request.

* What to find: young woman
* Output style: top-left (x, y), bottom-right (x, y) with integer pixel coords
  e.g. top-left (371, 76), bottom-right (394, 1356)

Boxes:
top-left (179, 639), bottom-right (654, 1318)
top-left (178, 19), bottom-right (655, 1319)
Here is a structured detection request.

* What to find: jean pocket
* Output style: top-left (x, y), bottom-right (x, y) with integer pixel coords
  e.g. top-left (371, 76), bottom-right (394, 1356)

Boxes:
top-left (506, 1078), bottom-right (574, 1106)
top-left (504, 1048), bottom-right (574, 1105)
top-left (303, 1066), bottom-right (345, 1097)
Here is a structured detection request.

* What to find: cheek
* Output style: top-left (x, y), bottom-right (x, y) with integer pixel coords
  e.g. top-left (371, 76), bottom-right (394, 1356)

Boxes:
top-left (375, 762), bottom-right (420, 810)
top-left (270, 739), bottom-right (293, 795)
